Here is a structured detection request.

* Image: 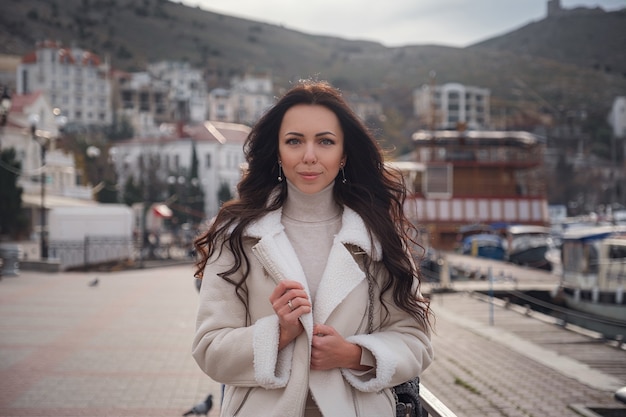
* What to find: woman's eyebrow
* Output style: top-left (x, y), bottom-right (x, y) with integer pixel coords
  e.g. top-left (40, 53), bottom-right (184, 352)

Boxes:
top-left (283, 131), bottom-right (337, 137)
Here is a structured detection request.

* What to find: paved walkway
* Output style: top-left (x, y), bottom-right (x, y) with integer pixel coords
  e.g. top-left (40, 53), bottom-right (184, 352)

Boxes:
top-left (0, 264), bottom-right (624, 417)
top-left (422, 292), bottom-right (626, 417)
top-left (0, 263), bottom-right (220, 417)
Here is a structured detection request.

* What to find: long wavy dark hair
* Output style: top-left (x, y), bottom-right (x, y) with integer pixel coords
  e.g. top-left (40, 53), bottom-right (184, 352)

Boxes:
top-left (194, 79), bottom-right (432, 327)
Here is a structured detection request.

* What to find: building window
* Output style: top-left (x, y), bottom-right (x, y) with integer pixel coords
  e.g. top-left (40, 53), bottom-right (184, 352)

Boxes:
top-left (424, 164), bottom-right (452, 198)
top-left (205, 153), bottom-right (211, 168)
top-left (139, 92), bottom-right (150, 111)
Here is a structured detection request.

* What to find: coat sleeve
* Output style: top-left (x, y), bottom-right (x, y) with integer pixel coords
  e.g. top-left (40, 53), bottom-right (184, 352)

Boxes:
top-left (191, 244), bottom-right (293, 388)
top-left (341, 272), bottom-right (434, 392)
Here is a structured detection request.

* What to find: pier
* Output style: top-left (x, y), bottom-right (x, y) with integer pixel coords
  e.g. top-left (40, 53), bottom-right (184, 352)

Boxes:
top-left (421, 253), bottom-right (626, 417)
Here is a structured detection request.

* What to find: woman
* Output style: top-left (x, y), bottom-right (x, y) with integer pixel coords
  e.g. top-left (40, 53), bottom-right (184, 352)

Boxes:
top-left (192, 80), bottom-right (433, 417)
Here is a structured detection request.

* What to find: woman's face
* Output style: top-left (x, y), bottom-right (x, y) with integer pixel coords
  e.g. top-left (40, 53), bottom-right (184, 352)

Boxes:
top-left (278, 104), bottom-right (346, 194)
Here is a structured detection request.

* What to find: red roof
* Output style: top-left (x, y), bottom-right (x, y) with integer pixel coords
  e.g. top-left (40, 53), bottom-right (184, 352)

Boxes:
top-left (8, 91), bottom-right (44, 115)
top-left (21, 40), bottom-right (102, 67)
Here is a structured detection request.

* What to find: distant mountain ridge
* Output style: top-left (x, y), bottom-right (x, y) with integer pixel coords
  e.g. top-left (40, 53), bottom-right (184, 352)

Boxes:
top-left (470, 7), bottom-right (626, 77)
top-left (1, 0), bottom-right (625, 148)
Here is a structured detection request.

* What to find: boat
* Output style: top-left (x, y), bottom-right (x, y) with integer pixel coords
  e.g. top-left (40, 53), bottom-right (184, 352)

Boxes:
top-left (503, 225), bottom-right (553, 271)
top-left (557, 225), bottom-right (626, 322)
top-left (461, 233), bottom-right (506, 261)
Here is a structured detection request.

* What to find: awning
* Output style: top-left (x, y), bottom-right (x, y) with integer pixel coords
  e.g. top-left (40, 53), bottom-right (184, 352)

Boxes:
top-left (22, 193), bottom-right (98, 209)
top-left (152, 203), bottom-right (173, 218)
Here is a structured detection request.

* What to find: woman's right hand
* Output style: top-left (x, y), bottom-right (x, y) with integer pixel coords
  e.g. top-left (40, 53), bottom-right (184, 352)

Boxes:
top-left (269, 280), bottom-right (311, 350)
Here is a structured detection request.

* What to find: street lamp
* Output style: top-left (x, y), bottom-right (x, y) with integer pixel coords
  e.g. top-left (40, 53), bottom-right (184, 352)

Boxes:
top-left (0, 87), bottom-right (11, 149)
top-left (0, 87), bottom-right (11, 125)
top-left (28, 112), bottom-right (67, 260)
top-left (29, 114), bottom-right (48, 259)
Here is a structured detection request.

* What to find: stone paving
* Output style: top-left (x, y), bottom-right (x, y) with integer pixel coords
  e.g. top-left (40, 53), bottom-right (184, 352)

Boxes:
top-left (0, 263), bottom-right (624, 417)
top-left (422, 292), bottom-right (626, 417)
top-left (0, 263), bottom-right (220, 417)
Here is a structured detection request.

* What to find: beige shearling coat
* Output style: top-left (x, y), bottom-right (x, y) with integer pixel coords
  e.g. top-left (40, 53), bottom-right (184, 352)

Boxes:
top-left (192, 206), bottom-right (433, 417)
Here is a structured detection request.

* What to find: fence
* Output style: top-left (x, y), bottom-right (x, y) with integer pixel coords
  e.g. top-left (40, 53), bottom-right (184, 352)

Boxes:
top-left (49, 236), bottom-right (134, 270)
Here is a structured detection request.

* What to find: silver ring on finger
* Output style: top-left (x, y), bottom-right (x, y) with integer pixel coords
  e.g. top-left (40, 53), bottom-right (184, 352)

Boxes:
top-left (287, 299), bottom-right (294, 311)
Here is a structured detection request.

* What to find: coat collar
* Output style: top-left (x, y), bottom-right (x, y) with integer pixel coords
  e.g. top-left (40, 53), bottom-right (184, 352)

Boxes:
top-left (246, 206), bottom-right (382, 261)
top-left (247, 205), bottom-right (382, 328)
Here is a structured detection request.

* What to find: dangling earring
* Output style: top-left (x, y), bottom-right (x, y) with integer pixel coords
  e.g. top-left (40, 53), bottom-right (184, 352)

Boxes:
top-left (277, 160), bottom-right (283, 182)
top-left (340, 162), bottom-right (347, 184)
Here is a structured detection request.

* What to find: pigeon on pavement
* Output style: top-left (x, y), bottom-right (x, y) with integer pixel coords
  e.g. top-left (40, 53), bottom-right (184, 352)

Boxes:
top-left (182, 394), bottom-right (213, 416)
top-left (88, 277), bottom-right (99, 287)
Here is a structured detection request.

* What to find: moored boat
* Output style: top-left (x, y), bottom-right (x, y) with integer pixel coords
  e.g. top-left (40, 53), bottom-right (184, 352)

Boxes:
top-left (557, 225), bottom-right (626, 322)
top-left (461, 233), bottom-right (506, 261)
top-left (504, 225), bottom-right (553, 271)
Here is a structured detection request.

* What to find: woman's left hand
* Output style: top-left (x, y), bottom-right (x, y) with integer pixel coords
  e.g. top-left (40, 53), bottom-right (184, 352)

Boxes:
top-left (311, 324), bottom-right (370, 371)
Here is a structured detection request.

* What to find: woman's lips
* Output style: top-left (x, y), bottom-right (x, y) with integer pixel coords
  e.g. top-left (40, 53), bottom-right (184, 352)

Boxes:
top-left (299, 172), bottom-right (321, 180)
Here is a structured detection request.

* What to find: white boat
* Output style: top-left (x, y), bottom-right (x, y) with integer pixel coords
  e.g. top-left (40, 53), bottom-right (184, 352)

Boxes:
top-left (504, 225), bottom-right (553, 271)
top-left (558, 225), bottom-right (626, 322)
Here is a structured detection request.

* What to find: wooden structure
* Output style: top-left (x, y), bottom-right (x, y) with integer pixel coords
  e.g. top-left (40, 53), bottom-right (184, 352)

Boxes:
top-left (391, 130), bottom-right (549, 250)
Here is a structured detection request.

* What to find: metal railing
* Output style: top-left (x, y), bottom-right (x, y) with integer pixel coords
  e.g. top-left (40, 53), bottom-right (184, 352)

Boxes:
top-left (420, 384), bottom-right (459, 417)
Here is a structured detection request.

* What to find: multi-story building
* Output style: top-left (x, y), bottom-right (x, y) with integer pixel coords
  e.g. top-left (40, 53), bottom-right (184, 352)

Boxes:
top-left (207, 72), bottom-right (274, 125)
top-left (147, 61), bottom-right (207, 123)
top-left (111, 61), bottom-right (208, 137)
top-left (112, 70), bottom-right (170, 137)
top-left (413, 83), bottom-right (491, 131)
top-left (110, 121), bottom-right (250, 220)
top-left (1, 91), bottom-right (96, 257)
top-left (396, 129), bottom-right (548, 250)
top-left (16, 40), bottom-right (112, 126)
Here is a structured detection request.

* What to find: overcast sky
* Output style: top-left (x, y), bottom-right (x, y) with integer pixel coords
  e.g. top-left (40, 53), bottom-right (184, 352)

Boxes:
top-left (173, 0), bottom-right (625, 47)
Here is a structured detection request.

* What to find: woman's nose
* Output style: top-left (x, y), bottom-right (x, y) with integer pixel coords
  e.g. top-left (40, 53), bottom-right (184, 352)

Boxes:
top-left (302, 144), bottom-right (317, 163)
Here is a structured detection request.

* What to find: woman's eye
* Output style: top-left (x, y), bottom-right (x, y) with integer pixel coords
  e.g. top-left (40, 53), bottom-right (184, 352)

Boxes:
top-left (320, 138), bottom-right (335, 145)
top-left (285, 138), bottom-right (300, 145)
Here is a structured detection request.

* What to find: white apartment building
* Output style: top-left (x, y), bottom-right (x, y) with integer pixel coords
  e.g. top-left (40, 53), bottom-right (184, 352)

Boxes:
top-left (16, 40), bottom-right (112, 126)
top-left (147, 61), bottom-right (207, 123)
top-left (208, 72), bottom-right (274, 125)
top-left (413, 82), bottom-right (491, 130)
top-left (110, 121), bottom-right (250, 220)
top-left (112, 70), bottom-right (170, 137)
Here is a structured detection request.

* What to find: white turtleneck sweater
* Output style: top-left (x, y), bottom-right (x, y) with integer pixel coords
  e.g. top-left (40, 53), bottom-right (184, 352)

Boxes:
top-left (281, 180), bottom-right (342, 302)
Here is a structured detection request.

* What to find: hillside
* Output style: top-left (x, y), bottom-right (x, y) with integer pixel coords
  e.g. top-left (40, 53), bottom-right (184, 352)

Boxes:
top-left (470, 8), bottom-right (626, 78)
top-left (1, 0), bottom-right (626, 152)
